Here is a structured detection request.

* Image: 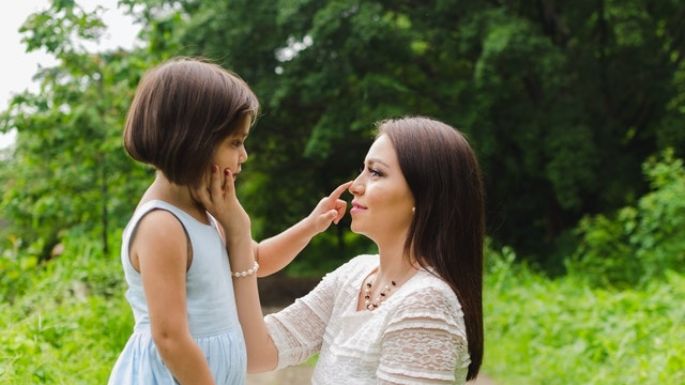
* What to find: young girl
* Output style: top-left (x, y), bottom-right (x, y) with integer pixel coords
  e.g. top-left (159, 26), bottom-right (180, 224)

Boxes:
top-left (107, 58), bottom-right (348, 385)
top-left (197, 116), bottom-right (485, 385)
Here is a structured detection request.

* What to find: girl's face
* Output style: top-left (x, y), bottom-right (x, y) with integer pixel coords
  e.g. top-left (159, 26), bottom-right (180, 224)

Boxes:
top-left (348, 134), bottom-right (415, 243)
top-left (211, 116), bottom-right (250, 179)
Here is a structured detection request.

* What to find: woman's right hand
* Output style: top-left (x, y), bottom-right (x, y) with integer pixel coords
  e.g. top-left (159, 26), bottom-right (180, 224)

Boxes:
top-left (193, 165), bottom-right (251, 244)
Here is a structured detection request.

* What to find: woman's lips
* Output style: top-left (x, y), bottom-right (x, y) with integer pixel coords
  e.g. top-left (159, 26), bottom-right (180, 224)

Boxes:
top-left (350, 202), bottom-right (367, 214)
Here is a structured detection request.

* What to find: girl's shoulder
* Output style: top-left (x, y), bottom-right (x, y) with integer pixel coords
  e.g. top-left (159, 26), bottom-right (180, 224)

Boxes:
top-left (125, 200), bottom-right (185, 237)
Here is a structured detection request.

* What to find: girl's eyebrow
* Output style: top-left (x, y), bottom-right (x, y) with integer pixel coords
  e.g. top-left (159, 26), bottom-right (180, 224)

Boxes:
top-left (233, 129), bottom-right (249, 138)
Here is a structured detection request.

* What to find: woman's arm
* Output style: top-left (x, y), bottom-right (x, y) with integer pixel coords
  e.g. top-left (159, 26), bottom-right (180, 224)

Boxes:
top-left (256, 181), bottom-right (351, 277)
top-left (134, 210), bottom-right (216, 385)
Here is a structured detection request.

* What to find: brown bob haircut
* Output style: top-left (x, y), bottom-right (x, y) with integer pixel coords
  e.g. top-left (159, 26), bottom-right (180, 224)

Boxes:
top-left (123, 58), bottom-right (259, 187)
top-left (377, 116), bottom-right (485, 381)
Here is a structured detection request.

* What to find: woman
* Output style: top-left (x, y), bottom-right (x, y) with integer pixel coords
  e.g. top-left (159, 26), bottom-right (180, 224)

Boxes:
top-left (197, 116), bottom-right (485, 384)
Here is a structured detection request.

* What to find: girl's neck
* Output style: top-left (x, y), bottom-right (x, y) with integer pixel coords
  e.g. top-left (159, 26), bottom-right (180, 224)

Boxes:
top-left (142, 172), bottom-right (206, 222)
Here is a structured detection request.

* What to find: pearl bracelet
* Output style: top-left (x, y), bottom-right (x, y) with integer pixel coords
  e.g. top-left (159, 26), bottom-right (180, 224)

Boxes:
top-left (231, 261), bottom-right (259, 278)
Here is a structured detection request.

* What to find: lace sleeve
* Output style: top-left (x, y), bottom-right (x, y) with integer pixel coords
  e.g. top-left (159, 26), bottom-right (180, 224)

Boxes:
top-left (377, 287), bottom-right (470, 385)
top-left (264, 260), bottom-right (352, 369)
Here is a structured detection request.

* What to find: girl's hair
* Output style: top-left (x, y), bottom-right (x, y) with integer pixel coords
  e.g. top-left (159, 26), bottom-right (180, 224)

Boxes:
top-left (124, 57), bottom-right (259, 186)
top-left (378, 116), bottom-right (484, 380)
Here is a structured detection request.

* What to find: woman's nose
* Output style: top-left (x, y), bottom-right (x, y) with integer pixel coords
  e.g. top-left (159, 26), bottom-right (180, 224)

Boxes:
top-left (240, 147), bottom-right (248, 163)
top-left (349, 176), bottom-right (364, 195)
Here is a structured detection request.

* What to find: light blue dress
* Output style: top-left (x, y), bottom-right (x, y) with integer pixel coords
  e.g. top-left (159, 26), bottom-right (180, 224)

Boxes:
top-left (108, 200), bottom-right (246, 385)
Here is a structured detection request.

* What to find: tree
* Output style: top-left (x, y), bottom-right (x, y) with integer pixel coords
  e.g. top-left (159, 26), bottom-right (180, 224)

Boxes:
top-left (0, 1), bottom-right (154, 260)
top-left (4, 0), bottom-right (685, 272)
top-left (119, 0), bottom-right (685, 268)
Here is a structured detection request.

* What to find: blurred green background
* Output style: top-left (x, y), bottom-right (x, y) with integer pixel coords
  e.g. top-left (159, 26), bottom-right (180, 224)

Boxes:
top-left (0, 0), bottom-right (683, 384)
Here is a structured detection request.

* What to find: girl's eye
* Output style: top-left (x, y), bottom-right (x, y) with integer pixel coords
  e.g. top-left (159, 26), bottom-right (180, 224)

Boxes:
top-left (232, 140), bottom-right (244, 147)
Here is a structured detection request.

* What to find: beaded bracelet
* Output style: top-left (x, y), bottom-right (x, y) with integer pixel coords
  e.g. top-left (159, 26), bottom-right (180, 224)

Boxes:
top-left (231, 261), bottom-right (259, 278)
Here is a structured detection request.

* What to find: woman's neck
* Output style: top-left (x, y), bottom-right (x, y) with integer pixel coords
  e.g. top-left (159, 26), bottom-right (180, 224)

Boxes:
top-left (375, 234), bottom-right (418, 285)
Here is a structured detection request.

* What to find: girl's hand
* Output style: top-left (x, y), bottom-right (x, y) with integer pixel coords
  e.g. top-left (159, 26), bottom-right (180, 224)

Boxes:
top-left (193, 165), bottom-right (251, 242)
top-left (307, 181), bottom-right (352, 234)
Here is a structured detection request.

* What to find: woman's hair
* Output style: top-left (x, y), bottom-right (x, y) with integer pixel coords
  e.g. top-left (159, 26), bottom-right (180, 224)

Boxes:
top-left (378, 116), bottom-right (484, 380)
top-left (123, 57), bottom-right (259, 186)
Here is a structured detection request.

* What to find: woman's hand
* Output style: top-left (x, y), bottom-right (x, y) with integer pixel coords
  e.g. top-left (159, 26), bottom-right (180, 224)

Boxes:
top-left (193, 165), bottom-right (251, 243)
top-left (306, 181), bottom-right (352, 234)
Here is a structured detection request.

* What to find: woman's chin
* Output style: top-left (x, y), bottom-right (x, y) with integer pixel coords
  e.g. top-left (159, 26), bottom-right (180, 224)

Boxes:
top-left (350, 221), bottom-right (362, 234)
top-left (350, 224), bottom-right (373, 240)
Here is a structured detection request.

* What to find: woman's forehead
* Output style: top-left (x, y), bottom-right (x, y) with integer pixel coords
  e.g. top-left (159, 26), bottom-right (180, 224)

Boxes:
top-left (365, 135), bottom-right (397, 165)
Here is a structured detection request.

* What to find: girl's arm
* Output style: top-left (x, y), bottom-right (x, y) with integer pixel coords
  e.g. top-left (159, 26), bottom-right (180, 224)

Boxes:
top-left (133, 210), bottom-right (216, 385)
top-left (256, 182), bottom-right (351, 277)
top-left (194, 168), bottom-right (348, 372)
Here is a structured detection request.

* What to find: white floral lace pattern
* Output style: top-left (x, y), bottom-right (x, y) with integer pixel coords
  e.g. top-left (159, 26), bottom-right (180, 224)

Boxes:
top-left (264, 255), bottom-right (470, 385)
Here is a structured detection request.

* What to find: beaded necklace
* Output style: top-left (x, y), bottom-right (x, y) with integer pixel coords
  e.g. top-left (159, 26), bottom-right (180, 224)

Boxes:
top-left (363, 276), bottom-right (397, 311)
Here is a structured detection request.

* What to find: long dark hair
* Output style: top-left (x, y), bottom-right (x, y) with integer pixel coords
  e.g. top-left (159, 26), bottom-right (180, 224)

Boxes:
top-left (378, 116), bottom-right (484, 380)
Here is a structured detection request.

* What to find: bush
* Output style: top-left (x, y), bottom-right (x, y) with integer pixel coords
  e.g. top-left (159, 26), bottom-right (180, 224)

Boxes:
top-left (0, 234), bottom-right (131, 384)
top-left (567, 149), bottom-right (685, 288)
top-left (483, 246), bottom-right (685, 385)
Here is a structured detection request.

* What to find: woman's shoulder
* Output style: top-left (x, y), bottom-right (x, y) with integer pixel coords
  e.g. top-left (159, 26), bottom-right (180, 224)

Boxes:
top-left (330, 254), bottom-right (378, 276)
top-left (392, 270), bottom-right (464, 316)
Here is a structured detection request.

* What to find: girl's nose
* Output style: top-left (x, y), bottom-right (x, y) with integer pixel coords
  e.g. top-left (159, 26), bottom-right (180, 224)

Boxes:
top-left (240, 147), bottom-right (248, 163)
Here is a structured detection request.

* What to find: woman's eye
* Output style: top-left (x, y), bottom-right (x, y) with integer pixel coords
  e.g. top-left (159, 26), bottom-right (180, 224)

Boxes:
top-left (359, 165), bottom-right (382, 177)
top-left (369, 167), bottom-right (382, 177)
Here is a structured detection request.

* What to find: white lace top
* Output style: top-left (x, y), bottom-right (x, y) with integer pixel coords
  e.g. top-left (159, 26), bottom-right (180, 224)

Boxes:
top-left (265, 254), bottom-right (470, 385)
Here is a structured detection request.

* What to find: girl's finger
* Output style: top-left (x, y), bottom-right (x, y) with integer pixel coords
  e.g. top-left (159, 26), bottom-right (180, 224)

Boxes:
top-left (328, 181), bottom-right (353, 200)
top-left (208, 165), bottom-right (223, 201)
top-left (223, 169), bottom-right (236, 197)
top-left (325, 209), bottom-right (337, 222)
top-left (190, 186), bottom-right (207, 208)
top-left (334, 202), bottom-right (347, 224)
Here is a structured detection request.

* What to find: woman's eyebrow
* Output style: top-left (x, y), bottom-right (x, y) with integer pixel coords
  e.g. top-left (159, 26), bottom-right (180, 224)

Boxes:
top-left (367, 158), bottom-right (390, 168)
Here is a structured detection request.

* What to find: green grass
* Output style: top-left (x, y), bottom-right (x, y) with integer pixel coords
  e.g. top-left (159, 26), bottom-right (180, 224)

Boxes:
top-left (1, 239), bottom-right (683, 384)
top-left (483, 258), bottom-right (684, 385)
top-left (0, 236), bottom-right (132, 385)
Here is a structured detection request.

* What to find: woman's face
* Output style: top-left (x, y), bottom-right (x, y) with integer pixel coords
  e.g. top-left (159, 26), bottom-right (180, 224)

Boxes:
top-left (348, 134), bottom-right (415, 243)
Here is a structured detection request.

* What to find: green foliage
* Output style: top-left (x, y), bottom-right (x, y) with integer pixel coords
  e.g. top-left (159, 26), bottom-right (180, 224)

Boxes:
top-left (115, 0), bottom-right (685, 265)
top-left (568, 150), bottom-right (685, 287)
top-left (1, 1), bottom-right (683, 383)
top-left (3, 0), bottom-right (685, 271)
top-left (484, 247), bottom-right (685, 385)
top-left (0, 235), bottom-right (131, 384)
top-left (0, 1), bottom-right (154, 265)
